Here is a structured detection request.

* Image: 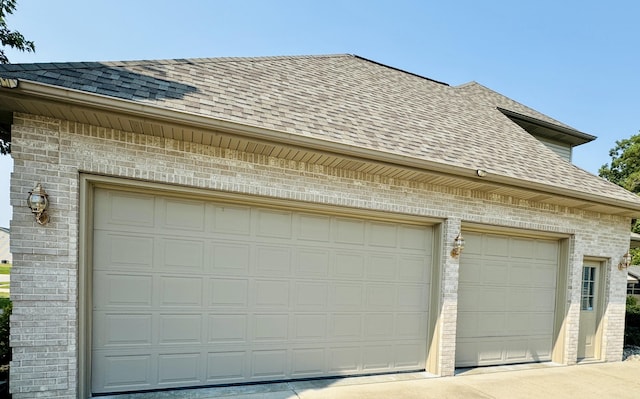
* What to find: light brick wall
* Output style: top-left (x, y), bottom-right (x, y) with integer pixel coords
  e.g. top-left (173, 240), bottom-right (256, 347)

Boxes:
top-left (8, 113), bottom-right (631, 397)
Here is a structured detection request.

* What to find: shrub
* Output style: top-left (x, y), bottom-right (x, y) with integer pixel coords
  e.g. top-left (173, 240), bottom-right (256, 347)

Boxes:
top-left (626, 295), bottom-right (640, 346)
top-left (0, 301), bottom-right (11, 365)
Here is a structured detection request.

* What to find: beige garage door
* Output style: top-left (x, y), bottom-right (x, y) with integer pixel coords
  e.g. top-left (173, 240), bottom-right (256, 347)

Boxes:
top-left (91, 187), bottom-right (432, 394)
top-left (455, 231), bottom-right (558, 368)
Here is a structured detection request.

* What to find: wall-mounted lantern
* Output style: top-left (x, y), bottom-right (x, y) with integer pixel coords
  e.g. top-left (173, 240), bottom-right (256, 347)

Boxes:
top-left (27, 183), bottom-right (50, 225)
top-left (451, 232), bottom-right (465, 258)
top-left (619, 251), bottom-right (632, 270)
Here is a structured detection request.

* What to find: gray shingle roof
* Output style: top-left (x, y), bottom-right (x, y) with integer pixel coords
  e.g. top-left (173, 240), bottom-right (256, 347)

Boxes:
top-left (0, 54), bottom-right (638, 206)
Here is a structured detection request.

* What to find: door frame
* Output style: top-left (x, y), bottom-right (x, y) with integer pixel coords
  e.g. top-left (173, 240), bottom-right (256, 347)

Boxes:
top-left (577, 257), bottom-right (606, 362)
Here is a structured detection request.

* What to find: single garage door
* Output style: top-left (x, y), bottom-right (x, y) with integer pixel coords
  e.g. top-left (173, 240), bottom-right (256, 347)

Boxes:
top-left (455, 231), bottom-right (558, 368)
top-left (91, 187), bottom-right (433, 394)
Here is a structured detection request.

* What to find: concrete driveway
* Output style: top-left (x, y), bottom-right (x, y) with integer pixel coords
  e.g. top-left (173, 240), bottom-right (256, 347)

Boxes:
top-left (102, 361), bottom-right (640, 399)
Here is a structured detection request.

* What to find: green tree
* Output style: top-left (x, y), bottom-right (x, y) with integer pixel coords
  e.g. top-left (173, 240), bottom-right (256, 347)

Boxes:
top-left (599, 133), bottom-right (640, 195)
top-left (0, 0), bottom-right (35, 154)
top-left (600, 132), bottom-right (640, 263)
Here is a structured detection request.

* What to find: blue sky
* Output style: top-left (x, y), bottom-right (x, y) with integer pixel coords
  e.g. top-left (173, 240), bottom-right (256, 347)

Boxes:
top-left (1, 0), bottom-right (639, 227)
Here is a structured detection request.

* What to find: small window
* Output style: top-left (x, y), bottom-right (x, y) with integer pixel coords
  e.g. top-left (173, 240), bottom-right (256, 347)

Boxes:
top-left (581, 266), bottom-right (596, 311)
top-left (628, 282), bottom-right (640, 295)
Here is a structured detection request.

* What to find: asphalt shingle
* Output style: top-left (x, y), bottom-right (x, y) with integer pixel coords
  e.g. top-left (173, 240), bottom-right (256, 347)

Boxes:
top-left (0, 54), bottom-right (636, 206)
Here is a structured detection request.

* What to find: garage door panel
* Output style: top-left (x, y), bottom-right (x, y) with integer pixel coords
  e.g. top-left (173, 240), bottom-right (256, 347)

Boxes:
top-left (95, 191), bottom-right (155, 228)
top-left (157, 353), bottom-right (201, 385)
top-left (335, 218), bottom-right (365, 245)
top-left (162, 199), bottom-right (206, 232)
top-left (294, 282), bottom-right (328, 308)
top-left (477, 312), bottom-right (507, 335)
top-left (213, 205), bottom-right (251, 235)
top-left (366, 285), bottom-right (396, 309)
top-left (158, 276), bottom-right (203, 307)
top-left (253, 314), bottom-right (289, 341)
top-left (510, 238), bottom-right (536, 258)
top-left (368, 253), bottom-right (397, 280)
top-left (330, 283), bottom-right (364, 309)
top-left (257, 209), bottom-right (293, 239)
top-left (396, 343), bottom-right (425, 368)
top-left (535, 241), bottom-right (558, 260)
top-left (93, 272), bottom-right (153, 308)
top-left (399, 256), bottom-right (429, 282)
top-left (332, 252), bottom-right (365, 279)
top-left (292, 348), bottom-right (325, 376)
top-left (506, 287), bottom-right (532, 310)
top-left (509, 263), bottom-right (533, 283)
top-left (94, 313), bottom-right (153, 347)
top-left (482, 261), bottom-right (509, 284)
top-left (251, 350), bottom-right (288, 378)
top-left (211, 242), bottom-right (250, 275)
top-left (364, 313), bottom-right (394, 338)
top-left (96, 353), bottom-right (154, 390)
top-left (398, 285), bottom-right (427, 309)
top-left (457, 286), bottom-right (481, 309)
top-left (296, 248), bottom-right (330, 277)
top-left (456, 232), bottom-right (558, 368)
top-left (209, 279), bottom-right (249, 307)
top-left (208, 314), bottom-right (248, 343)
top-left (93, 231), bottom-right (154, 270)
top-left (363, 345), bottom-right (393, 370)
top-left (459, 260), bottom-right (482, 283)
top-left (531, 265), bottom-right (557, 286)
top-left (92, 187), bottom-right (432, 393)
top-left (396, 313), bottom-right (426, 338)
top-left (330, 314), bottom-right (362, 339)
top-left (485, 235), bottom-right (509, 256)
top-left (480, 286), bottom-right (507, 311)
top-left (255, 246), bottom-right (292, 276)
top-left (370, 223), bottom-right (398, 248)
top-left (293, 314), bottom-right (327, 340)
top-left (329, 346), bottom-right (360, 373)
top-left (254, 280), bottom-right (290, 309)
top-left (400, 225), bottom-right (431, 250)
top-left (161, 238), bottom-right (205, 271)
top-left (207, 351), bottom-right (246, 381)
top-left (158, 314), bottom-right (202, 344)
top-left (298, 214), bottom-right (331, 242)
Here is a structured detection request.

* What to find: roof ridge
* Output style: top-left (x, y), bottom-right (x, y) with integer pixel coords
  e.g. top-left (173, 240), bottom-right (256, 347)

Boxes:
top-left (0, 54), bottom-right (355, 72)
top-left (352, 55), bottom-right (449, 86)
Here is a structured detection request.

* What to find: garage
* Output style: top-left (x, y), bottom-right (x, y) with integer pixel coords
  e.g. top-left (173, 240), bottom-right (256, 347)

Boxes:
top-left (90, 187), bottom-right (433, 394)
top-left (455, 231), bottom-right (559, 368)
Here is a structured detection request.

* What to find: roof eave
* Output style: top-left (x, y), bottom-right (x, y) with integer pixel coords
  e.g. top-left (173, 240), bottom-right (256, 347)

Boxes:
top-left (498, 107), bottom-right (596, 146)
top-left (2, 79), bottom-right (640, 216)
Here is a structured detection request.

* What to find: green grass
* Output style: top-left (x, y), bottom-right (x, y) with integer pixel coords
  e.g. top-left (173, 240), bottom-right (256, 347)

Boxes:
top-left (0, 264), bottom-right (10, 299)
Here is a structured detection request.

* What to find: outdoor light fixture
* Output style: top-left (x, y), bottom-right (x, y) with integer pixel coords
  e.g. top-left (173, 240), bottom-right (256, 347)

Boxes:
top-left (619, 251), bottom-right (632, 270)
top-left (27, 183), bottom-right (50, 225)
top-left (451, 232), bottom-right (465, 258)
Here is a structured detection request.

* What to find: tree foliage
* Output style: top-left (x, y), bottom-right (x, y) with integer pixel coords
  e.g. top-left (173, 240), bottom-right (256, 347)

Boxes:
top-left (599, 132), bottom-right (640, 263)
top-left (599, 133), bottom-right (640, 195)
top-left (0, 0), bottom-right (35, 154)
top-left (0, 0), bottom-right (34, 64)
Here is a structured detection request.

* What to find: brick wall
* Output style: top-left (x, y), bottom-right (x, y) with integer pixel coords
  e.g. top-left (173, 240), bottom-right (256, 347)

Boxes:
top-left (8, 113), bottom-right (631, 397)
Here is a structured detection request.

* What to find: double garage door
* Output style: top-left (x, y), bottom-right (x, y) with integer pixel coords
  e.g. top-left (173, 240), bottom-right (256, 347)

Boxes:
top-left (91, 187), bottom-right (433, 394)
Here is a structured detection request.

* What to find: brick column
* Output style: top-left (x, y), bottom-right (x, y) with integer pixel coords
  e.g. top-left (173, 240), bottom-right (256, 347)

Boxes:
top-left (428, 218), bottom-right (461, 376)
